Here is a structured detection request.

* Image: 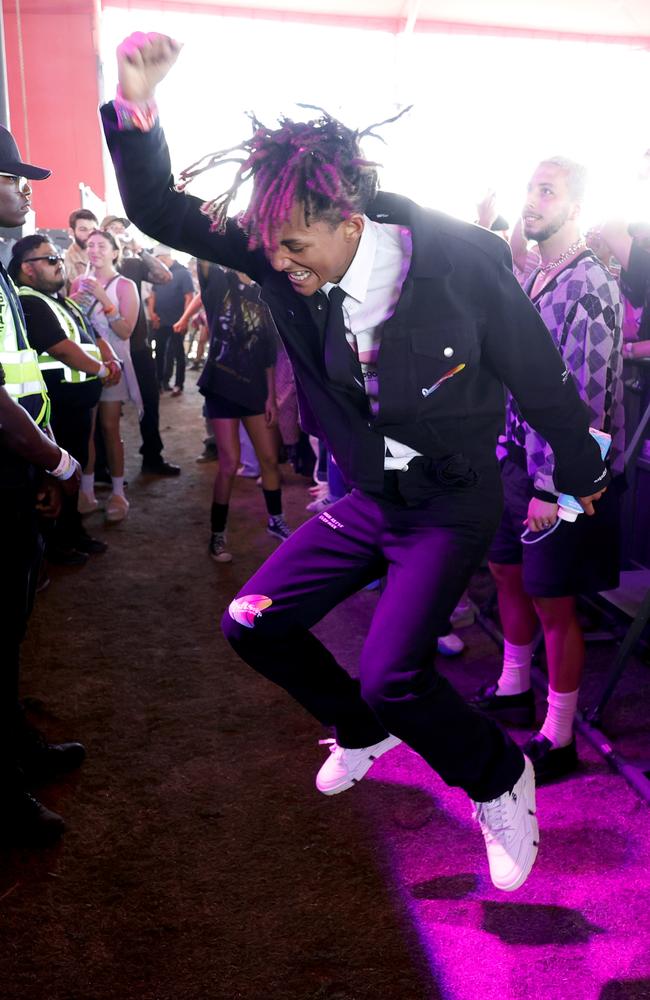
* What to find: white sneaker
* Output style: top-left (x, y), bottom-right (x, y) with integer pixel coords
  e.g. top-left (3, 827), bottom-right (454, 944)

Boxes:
top-left (316, 734), bottom-right (402, 795)
top-left (105, 494), bottom-right (129, 524)
top-left (78, 492), bottom-right (99, 515)
top-left (450, 600), bottom-right (476, 629)
top-left (472, 756), bottom-right (539, 892)
top-left (437, 632), bottom-right (465, 656)
top-left (306, 494), bottom-right (334, 513)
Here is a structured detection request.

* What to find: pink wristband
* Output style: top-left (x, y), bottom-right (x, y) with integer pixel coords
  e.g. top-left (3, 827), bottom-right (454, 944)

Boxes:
top-left (114, 89), bottom-right (158, 132)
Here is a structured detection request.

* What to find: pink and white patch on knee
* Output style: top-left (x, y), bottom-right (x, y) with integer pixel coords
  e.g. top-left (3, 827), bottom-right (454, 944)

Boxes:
top-left (228, 594), bottom-right (273, 628)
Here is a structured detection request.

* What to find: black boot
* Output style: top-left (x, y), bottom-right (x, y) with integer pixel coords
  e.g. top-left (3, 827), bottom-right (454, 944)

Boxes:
top-left (16, 721), bottom-right (86, 784)
top-left (0, 786), bottom-right (66, 846)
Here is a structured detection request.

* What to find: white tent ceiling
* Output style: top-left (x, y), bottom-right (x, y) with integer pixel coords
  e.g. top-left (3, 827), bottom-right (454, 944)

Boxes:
top-left (135, 0), bottom-right (650, 42)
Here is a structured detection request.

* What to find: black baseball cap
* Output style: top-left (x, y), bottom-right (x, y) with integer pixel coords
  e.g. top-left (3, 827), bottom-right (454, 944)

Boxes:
top-left (0, 125), bottom-right (50, 180)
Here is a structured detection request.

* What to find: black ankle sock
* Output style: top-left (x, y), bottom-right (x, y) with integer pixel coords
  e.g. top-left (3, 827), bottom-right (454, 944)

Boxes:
top-left (262, 488), bottom-right (282, 517)
top-left (211, 502), bottom-right (229, 533)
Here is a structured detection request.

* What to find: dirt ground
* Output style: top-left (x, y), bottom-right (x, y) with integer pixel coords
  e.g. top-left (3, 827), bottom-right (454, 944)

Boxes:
top-left (1, 373), bottom-right (649, 1000)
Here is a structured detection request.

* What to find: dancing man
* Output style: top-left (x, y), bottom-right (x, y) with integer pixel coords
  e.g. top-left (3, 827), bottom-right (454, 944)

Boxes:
top-left (101, 33), bottom-right (610, 891)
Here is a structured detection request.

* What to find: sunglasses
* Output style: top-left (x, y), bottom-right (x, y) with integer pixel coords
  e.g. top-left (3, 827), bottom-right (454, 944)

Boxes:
top-left (23, 254), bottom-right (64, 266)
top-left (0, 172), bottom-right (29, 190)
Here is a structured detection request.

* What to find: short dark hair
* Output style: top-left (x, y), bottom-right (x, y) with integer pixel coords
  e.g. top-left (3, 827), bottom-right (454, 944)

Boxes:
top-left (178, 106), bottom-right (410, 250)
top-left (8, 232), bottom-right (50, 282)
top-left (69, 208), bottom-right (98, 229)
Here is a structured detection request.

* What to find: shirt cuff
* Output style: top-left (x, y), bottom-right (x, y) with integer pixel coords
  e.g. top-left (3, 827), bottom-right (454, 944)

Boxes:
top-left (114, 89), bottom-right (159, 131)
top-left (533, 488), bottom-right (559, 504)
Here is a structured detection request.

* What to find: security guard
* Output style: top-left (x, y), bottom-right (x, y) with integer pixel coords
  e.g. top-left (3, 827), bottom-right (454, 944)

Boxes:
top-left (0, 126), bottom-right (85, 846)
top-left (10, 235), bottom-right (121, 562)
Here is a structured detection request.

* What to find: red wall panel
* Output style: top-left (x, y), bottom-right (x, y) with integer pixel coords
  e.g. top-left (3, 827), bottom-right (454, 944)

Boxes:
top-left (3, 0), bottom-right (105, 229)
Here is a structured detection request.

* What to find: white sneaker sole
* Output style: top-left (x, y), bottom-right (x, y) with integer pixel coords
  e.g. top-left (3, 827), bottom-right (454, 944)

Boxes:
top-left (316, 735), bottom-right (402, 795)
top-left (496, 757), bottom-right (539, 893)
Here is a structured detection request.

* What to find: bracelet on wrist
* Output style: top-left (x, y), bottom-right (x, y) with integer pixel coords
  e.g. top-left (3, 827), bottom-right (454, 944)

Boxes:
top-left (97, 362), bottom-right (109, 378)
top-left (47, 447), bottom-right (77, 480)
top-left (115, 89), bottom-right (159, 131)
top-left (103, 303), bottom-right (117, 317)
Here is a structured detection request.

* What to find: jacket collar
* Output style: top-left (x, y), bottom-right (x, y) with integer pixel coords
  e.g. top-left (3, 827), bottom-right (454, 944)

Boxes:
top-left (366, 190), bottom-right (452, 279)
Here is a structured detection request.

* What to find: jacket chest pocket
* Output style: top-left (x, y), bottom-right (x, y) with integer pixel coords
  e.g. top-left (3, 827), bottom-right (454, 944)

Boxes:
top-left (410, 322), bottom-right (478, 401)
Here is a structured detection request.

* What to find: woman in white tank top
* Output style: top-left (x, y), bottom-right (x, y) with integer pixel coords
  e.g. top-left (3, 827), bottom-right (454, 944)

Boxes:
top-left (70, 229), bottom-right (141, 523)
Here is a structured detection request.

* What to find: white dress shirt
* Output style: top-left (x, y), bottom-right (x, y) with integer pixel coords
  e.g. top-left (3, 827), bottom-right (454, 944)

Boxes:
top-left (322, 217), bottom-right (420, 470)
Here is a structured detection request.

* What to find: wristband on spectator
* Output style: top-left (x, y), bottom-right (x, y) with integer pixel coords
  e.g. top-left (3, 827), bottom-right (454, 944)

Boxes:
top-left (103, 302), bottom-right (117, 317)
top-left (97, 362), bottom-right (109, 378)
top-left (47, 448), bottom-right (78, 480)
top-left (114, 88), bottom-right (158, 132)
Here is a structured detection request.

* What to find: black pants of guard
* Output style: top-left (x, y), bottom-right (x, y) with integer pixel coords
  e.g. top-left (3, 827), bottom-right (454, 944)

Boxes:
top-left (0, 493), bottom-right (41, 782)
top-left (222, 469), bottom-right (524, 802)
top-left (47, 386), bottom-right (98, 548)
top-left (131, 346), bottom-right (165, 466)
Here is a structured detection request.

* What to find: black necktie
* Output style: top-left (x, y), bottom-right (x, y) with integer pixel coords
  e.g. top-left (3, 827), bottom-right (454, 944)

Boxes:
top-left (323, 286), bottom-right (359, 389)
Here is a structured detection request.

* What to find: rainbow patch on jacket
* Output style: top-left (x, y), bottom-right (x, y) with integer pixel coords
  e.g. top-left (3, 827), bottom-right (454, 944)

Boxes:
top-left (228, 594), bottom-right (273, 628)
top-left (421, 363), bottom-right (466, 398)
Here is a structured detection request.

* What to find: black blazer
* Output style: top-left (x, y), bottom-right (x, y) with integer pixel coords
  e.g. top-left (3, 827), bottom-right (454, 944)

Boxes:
top-left (101, 104), bottom-right (607, 498)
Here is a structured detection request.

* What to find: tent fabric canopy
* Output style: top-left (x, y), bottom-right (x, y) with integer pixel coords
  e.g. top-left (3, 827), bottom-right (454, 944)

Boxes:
top-left (104, 0), bottom-right (650, 46)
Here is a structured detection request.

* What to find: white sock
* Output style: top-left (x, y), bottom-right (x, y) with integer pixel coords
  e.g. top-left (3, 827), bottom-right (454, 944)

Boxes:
top-left (111, 476), bottom-right (125, 498)
top-left (496, 638), bottom-right (536, 696)
top-left (81, 473), bottom-right (95, 497)
top-left (540, 688), bottom-right (578, 749)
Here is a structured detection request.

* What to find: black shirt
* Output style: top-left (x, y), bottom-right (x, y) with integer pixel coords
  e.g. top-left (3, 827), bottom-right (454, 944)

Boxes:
top-left (621, 238), bottom-right (650, 342)
top-left (118, 253), bottom-right (165, 352)
top-left (198, 265), bottom-right (278, 411)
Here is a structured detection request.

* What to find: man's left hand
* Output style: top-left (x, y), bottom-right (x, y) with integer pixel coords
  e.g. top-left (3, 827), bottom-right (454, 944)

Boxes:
top-left (524, 497), bottom-right (558, 532)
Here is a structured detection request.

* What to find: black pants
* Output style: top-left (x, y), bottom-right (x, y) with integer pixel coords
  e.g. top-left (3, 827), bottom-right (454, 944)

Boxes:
top-left (0, 493), bottom-right (42, 781)
top-left (131, 346), bottom-right (164, 465)
top-left (164, 329), bottom-right (185, 390)
top-left (154, 326), bottom-right (171, 385)
top-left (223, 473), bottom-right (524, 802)
top-left (47, 385), bottom-right (99, 547)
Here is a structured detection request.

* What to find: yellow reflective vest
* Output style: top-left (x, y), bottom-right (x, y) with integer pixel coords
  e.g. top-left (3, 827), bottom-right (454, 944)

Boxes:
top-left (0, 270), bottom-right (50, 426)
top-left (18, 287), bottom-right (102, 384)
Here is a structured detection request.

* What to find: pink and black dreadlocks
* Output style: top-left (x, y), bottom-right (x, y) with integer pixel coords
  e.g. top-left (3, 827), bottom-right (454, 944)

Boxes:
top-left (176, 105), bottom-right (411, 250)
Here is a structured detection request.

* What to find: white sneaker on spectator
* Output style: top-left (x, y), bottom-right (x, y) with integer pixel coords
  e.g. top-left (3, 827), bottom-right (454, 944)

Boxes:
top-left (316, 735), bottom-right (402, 795)
top-left (306, 494), bottom-right (335, 513)
top-left (450, 599), bottom-right (476, 629)
top-left (78, 492), bottom-right (99, 515)
top-left (105, 494), bottom-right (129, 524)
top-left (472, 756), bottom-right (539, 892)
top-left (437, 632), bottom-right (465, 656)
